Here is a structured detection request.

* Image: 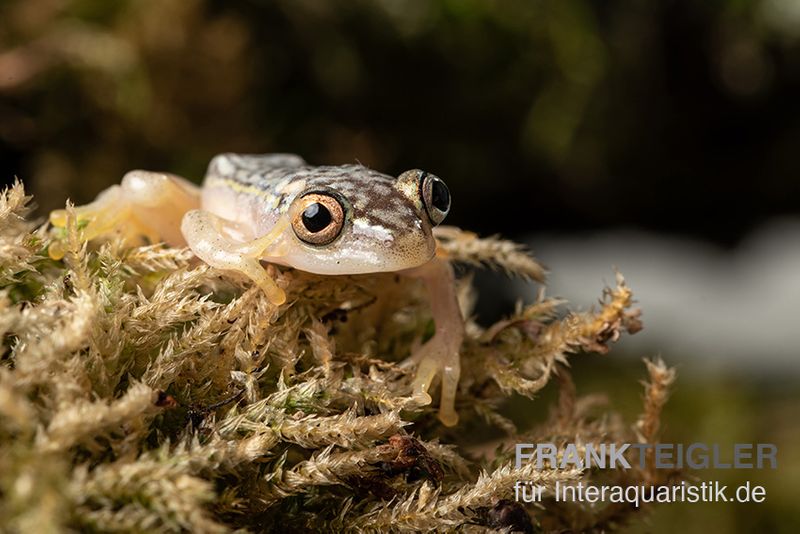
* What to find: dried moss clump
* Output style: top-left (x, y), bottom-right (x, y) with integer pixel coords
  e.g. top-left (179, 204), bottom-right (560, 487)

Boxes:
top-left (0, 182), bottom-right (674, 533)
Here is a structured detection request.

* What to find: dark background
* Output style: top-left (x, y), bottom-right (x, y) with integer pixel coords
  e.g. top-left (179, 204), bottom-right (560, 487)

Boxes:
top-left (2, 0), bottom-right (799, 246)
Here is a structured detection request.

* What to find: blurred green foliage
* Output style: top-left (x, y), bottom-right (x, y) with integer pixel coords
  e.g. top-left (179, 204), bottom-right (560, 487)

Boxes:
top-left (2, 0), bottom-right (800, 242)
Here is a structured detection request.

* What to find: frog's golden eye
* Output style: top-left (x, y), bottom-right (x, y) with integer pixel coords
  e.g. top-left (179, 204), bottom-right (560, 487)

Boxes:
top-left (420, 171), bottom-right (451, 226)
top-left (292, 192), bottom-right (345, 246)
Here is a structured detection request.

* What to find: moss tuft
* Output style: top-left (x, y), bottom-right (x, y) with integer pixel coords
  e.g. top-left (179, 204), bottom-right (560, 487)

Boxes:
top-left (0, 182), bottom-right (674, 532)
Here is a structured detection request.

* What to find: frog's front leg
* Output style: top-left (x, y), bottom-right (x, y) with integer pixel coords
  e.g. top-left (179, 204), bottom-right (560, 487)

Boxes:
top-left (49, 171), bottom-right (200, 258)
top-left (404, 257), bottom-right (464, 426)
top-left (181, 210), bottom-right (289, 306)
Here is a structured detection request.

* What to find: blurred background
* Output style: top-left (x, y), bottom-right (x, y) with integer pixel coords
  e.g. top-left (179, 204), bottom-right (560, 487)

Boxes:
top-left (1, 0), bottom-right (798, 531)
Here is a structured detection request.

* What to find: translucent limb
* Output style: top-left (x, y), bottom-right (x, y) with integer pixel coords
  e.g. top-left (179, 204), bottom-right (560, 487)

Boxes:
top-left (49, 171), bottom-right (200, 259)
top-left (405, 258), bottom-right (464, 426)
top-left (181, 210), bottom-right (289, 305)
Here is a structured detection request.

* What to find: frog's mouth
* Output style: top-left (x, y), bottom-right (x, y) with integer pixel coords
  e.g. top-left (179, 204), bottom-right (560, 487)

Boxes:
top-left (278, 227), bottom-right (436, 276)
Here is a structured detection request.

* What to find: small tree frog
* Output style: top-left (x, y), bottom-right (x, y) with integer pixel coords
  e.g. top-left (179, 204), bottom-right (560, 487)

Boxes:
top-left (49, 154), bottom-right (464, 425)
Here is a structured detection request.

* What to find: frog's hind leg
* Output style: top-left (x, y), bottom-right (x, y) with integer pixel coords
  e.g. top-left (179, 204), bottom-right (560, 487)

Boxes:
top-left (49, 185), bottom-right (129, 247)
top-left (49, 171), bottom-right (201, 257)
top-left (181, 209), bottom-right (289, 305)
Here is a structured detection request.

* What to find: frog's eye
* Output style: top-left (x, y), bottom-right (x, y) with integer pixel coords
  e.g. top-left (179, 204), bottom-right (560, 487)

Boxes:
top-left (420, 172), bottom-right (451, 226)
top-left (292, 192), bottom-right (345, 246)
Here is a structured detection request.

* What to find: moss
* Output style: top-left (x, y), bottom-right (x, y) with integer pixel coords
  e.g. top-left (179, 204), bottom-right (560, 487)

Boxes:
top-left (0, 182), bottom-right (674, 532)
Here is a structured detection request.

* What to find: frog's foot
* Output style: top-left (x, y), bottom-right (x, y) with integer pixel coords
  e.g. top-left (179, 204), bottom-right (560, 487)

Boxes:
top-left (49, 171), bottom-right (200, 259)
top-left (410, 333), bottom-right (462, 427)
top-left (50, 186), bottom-right (132, 259)
top-left (181, 209), bottom-right (288, 306)
top-left (401, 257), bottom-right (465, 427)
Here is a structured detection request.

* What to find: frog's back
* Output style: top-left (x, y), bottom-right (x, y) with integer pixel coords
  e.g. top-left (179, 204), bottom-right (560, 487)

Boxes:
top-left (205, 153), bottom-right (396, 190)
top-left (203, 153), bottom-right (307, 192)
top-left (201, 153), bottom-right (402, 236)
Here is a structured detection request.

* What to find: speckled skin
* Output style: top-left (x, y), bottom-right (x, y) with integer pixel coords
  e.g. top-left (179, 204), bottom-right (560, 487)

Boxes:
top-left (49, 153), bottom-right (465, 426)
top-left (201, 154), bottom-right (436, 274)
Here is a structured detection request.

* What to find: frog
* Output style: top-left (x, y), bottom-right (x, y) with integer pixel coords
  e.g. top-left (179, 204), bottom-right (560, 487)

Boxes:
top-left (48, 153), bottom-right (465, 426)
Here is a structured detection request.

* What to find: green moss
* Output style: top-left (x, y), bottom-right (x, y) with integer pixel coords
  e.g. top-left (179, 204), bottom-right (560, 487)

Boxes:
top-left (0, 183), bottom-right (666, 533)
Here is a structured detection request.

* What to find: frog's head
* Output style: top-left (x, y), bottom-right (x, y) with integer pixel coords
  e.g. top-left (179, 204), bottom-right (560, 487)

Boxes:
top-left (278, 166), bottom-right (451, 275)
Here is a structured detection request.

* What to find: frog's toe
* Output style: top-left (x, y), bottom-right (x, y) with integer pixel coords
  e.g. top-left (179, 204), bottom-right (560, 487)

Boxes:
top-left (51, 186), bottom-right (124, 228)
top-left (438, 360), bottom-right (460, 426)
top-left (410, 353), bottom-right (437, 402)
top-left (249, 267), bottom-right (287, 305)
top-left (48, 187), bottom-right (131, 259)
top-left (410, 337), bottom-right (461, 426)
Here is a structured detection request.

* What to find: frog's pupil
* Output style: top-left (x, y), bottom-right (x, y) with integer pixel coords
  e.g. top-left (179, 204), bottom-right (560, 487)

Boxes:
top-left (302, 203), bottom-right (332, 232)
top-left (431, 179), bottom-right (450, 212)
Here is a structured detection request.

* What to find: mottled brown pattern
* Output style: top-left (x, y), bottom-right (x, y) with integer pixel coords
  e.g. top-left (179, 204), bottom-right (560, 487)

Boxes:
top-left (206, 153), bottom-right (425, 235)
